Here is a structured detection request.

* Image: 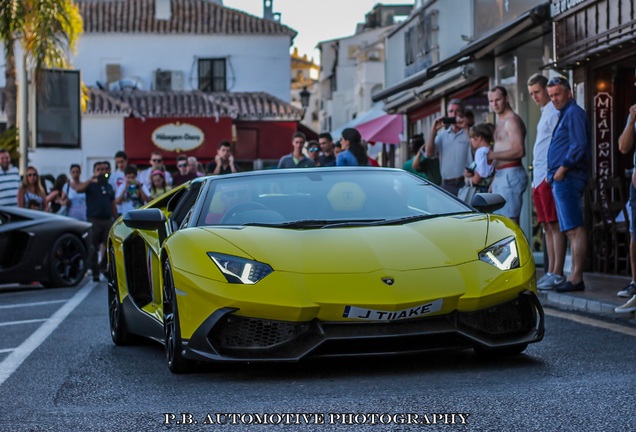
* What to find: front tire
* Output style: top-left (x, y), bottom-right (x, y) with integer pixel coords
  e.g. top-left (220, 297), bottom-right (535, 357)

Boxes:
top-left (163, 259), bottom-right (195, 374)
top-left (108, 246), bottom-right (136, 345)
top-left (45, 234), bottom-right (87, 288)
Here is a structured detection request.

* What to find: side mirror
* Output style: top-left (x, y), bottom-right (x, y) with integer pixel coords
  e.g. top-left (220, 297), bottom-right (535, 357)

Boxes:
top-left (123, 208), bottom-right (167, 243)
top-left (470, 193), bottom-right (506, 213)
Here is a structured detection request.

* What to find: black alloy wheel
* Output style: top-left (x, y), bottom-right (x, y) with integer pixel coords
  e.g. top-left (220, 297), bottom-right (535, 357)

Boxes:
top-left (163, 259), bottom-right (195, 374)
top-left (108, 245), bottom-right (135, 345)
top-left (45, 234), bottom-right (87, 288)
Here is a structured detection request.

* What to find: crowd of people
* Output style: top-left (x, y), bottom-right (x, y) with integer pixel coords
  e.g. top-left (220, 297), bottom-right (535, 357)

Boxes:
top-left (2, 74), bottom-right (636, 315)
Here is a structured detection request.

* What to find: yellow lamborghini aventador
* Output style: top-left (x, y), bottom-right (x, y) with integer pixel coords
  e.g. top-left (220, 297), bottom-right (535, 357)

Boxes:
top-left (107, 167), bottom-right (543, 373)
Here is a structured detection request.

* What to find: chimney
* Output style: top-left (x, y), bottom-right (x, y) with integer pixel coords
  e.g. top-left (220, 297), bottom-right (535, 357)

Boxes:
top-left (155, 0), bottom-right (171, 20)
top-left (263, 0), bottom-right (274, 20)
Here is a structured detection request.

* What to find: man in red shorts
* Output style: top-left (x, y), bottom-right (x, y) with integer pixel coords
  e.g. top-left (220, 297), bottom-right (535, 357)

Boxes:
top-left (527, 73), bottom-right (566, 290)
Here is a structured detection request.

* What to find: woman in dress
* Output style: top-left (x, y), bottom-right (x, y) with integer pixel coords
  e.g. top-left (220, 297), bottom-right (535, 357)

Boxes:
top-left (336, 128), bottom-right (369, 166)
top-left (17, 166), bottom-right (47, 210)
top-left (66, 164), bottom-right (87, 221)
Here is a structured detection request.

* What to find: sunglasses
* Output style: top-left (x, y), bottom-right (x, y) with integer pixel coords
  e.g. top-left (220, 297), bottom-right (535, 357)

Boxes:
top-left (177, 163), bottom-right (188, 168)
top-left (308, 147), bottom-right (320, 152)
top-left (27, 173), bottom-right (38, 177)
top-left (151, 158), bottom-right (162, 162)
top-left (547, 76), bottom-right (571, 89)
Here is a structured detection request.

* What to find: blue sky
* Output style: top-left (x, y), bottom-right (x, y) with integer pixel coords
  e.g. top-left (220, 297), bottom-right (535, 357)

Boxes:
top-left (223, 0), bottom-right (412, 63)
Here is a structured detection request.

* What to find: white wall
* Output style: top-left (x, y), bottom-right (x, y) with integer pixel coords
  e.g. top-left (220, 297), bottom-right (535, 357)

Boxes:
top-left (384, 0), bottom-right (473, 88)
top-left (72, 33), bottom-right (292, 101)
top-left (28, 115), bottom-right (124, 178)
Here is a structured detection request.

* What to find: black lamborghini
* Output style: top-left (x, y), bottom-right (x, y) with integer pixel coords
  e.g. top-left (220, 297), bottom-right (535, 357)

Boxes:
top-left (0, 206), bottom-right (92, 287)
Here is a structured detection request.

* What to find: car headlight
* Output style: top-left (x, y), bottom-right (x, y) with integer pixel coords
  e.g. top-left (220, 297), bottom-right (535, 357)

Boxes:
top-left (478, 237), bottom-right (519, 270)
top-left (207, 252), bottom-right (273, 284)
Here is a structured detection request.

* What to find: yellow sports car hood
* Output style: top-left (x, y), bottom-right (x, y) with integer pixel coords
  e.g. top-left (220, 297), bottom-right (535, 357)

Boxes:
top-left (198, 214), bottom-right (501, 272)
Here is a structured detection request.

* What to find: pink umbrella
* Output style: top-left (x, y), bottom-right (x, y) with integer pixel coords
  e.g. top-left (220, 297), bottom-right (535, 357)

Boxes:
top-left (355, 114), bottom-right (403, 144)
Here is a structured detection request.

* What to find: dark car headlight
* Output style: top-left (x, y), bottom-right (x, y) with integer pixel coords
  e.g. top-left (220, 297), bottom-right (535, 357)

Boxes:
top-left (207, 252), bottom-right (273, 284)
top-left (478, 237), bottom-right (519, 270)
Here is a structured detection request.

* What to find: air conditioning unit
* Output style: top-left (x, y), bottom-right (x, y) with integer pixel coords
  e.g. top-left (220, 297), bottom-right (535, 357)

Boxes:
top-left (153, 70), bottom-right (185, 91)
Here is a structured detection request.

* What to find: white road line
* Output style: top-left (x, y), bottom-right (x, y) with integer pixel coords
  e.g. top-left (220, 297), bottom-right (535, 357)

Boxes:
top-left (0, 281), bottom-right (96, 387)
top-left (545, 308), bottom-right (636, 337)
top-left (0, 349), bottom-right (14, 354)
top-left (0, 300), bottom-right (67, 309)
top-left (0, 319), bottom-right (47, 327)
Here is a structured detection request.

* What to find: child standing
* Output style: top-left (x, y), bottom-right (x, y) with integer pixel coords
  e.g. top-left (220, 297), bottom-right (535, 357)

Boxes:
top-left (465, 123), bottom-right (496, 192)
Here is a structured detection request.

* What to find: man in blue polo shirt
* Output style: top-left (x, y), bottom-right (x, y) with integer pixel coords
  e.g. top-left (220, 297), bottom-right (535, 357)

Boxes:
top-left (546, 77), bottom-right (591, 293)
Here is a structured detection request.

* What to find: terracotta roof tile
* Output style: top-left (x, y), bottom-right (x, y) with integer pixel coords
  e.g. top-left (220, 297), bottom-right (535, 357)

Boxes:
top-left (87, 87), bottom-right (133, 115)
top-left (86, 88), bottom-right (303, 120)
top-left (78, 0), bottom-right (297, 37)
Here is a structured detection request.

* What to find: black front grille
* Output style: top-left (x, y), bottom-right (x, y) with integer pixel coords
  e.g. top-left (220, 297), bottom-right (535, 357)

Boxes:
top-left (215, 315), bottom-right (309, 349)
top-left (458, 296), bottom-right (535, 339)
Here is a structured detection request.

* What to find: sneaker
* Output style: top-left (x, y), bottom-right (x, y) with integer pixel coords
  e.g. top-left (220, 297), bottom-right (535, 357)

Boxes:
top-left (550, 275), bottom-right (567, 290)
top-left (555, 280), bottom-right (585, 293)
top-left (615, 295), bottom-right (636, 313)
top-left (536, 273), bottom-right (554, 289)
top-left (617, 282), bottom-right (636, 298)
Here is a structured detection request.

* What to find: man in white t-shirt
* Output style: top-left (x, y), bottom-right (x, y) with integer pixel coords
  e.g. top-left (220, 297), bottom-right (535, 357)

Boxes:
top-left (527, 73), bottom-right (566, 291)
top-left (138, 151), bottom-right (173, 189)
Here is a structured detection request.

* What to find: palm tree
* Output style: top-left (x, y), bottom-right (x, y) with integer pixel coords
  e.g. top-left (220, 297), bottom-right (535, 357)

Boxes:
top-left (0, 0), bottom-right (83, 129)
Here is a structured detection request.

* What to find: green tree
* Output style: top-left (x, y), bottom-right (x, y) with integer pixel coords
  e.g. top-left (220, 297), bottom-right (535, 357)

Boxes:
top-left (0, 0), bottom-right (83, 129)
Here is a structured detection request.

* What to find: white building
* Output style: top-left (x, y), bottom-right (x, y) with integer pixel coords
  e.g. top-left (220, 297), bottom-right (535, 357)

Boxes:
top-left (11, 0), bottom-right (302, 177)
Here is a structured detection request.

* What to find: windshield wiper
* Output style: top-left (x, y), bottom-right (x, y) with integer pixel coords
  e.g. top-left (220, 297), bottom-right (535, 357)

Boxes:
top-left (242, 219), bottom-right (384, 229)
top-left (368, 212), bottom-right (474, 226)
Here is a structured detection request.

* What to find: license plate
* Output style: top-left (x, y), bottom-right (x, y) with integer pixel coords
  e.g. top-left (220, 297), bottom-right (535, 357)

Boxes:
top-left (342, 299), bottom-right (443, 321)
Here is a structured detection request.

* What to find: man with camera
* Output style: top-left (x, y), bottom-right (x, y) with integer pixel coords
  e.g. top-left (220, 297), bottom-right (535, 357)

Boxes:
top-left (75, 161), bottom-right (118, 282)
top-left (425, 99), bottom-right (473, 195)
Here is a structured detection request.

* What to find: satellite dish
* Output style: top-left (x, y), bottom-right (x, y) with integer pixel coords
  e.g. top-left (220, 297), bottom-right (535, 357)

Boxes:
top-left (109, 77), bottom-right (144, 91)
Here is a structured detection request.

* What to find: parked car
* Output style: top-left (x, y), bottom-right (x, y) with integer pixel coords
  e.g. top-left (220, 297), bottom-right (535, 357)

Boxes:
top-left (107, 167), bottom-right (544, 373)
top-left (0, 206), bottom-right (91, 287)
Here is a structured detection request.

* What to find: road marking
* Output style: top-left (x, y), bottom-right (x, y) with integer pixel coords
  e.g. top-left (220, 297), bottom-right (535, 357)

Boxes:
top-left (0, 281), bottom-right (96, 387)
top-left (545, 308), bottom-right (636, 337)
top-left (0, 300), bottom-right (67, 309)
top-left (0, 319), bottom-right (47, 327)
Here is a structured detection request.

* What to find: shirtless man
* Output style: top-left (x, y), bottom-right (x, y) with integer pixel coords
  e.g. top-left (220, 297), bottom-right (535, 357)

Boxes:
top-left (486, 86), bottom-right (528, 224)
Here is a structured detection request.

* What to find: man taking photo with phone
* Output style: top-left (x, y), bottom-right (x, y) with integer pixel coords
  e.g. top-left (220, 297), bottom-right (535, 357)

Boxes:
top-left (425, 99), bottom-right (473, 195)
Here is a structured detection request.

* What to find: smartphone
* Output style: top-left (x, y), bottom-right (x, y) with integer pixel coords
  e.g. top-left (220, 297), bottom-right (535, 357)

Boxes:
top-left (441, 116), bottom-right (456, 125)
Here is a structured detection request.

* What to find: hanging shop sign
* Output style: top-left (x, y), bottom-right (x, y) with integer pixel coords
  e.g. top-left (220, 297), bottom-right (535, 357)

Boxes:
top-left (151, 122), bottom-right (205, 152)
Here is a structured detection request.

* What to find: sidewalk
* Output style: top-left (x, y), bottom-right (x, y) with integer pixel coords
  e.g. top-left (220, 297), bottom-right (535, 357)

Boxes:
top-left (535, 268), bottom-right (636, 324)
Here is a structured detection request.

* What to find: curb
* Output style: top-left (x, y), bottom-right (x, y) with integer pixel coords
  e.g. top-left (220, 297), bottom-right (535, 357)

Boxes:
top-left (537, 290), bottom-right (636, 324)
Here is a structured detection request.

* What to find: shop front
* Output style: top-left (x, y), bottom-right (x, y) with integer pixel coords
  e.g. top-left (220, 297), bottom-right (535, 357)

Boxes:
top-left (102, 89), bottom-right (307, 172)
top-left (551, 0), bottom-right (636, 275)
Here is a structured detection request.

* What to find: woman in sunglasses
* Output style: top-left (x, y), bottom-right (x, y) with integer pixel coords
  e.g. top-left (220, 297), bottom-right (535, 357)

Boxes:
top-left (17, 166), bottom-right (48, 210)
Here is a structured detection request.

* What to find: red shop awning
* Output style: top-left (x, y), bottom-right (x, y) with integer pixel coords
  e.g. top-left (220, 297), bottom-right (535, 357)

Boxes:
top-left (355, 114), bottom-right (403, 145)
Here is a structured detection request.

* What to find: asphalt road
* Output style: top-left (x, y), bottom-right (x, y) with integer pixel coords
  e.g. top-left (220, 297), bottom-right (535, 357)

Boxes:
top-left (1, 279), bottom-right (635, 432)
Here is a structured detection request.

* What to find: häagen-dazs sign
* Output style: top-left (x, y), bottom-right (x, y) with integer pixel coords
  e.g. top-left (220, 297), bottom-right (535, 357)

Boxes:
top-left (151, 122), bottom-right (205, 152)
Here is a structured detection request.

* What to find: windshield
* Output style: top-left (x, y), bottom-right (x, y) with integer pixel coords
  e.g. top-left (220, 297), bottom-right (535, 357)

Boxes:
top-left (196, 170), bottom-right (472, 227)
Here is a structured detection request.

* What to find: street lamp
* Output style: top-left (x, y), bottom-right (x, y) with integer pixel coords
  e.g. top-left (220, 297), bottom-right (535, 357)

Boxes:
top-left (299, 86), bottom-right (310, 118)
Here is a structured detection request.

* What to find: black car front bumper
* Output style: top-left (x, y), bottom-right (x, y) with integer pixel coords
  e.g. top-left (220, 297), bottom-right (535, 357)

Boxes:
top-left (183, 290), bottom-right (544, 362)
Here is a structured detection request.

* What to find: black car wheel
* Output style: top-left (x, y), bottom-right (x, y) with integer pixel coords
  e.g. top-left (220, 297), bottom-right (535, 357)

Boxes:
top-left (163, 259), bottom-right (195, 374)
top-left (108, 246), bottom-right (136, 345)
top-left (44, 234), bottom-right (87, 288)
